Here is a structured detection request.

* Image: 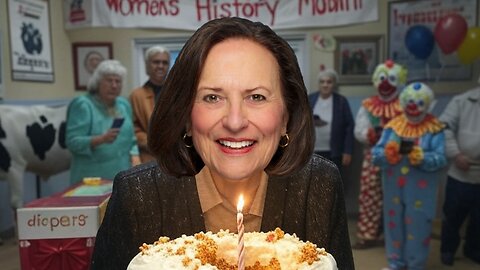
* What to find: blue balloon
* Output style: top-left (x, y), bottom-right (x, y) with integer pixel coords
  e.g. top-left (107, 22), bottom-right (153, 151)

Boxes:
top-left (405, 25), bottom-right (435, 60)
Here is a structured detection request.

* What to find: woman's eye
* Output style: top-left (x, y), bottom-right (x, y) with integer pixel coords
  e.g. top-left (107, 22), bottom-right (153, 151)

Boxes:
top-left (203, 94), bottom-right (220, 103)
top-left (249, 94), bottom-right (266, 101)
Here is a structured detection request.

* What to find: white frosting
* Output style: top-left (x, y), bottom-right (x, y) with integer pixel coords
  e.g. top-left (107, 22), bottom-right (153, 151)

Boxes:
top-left (127, 229), bottom-right (337, 270)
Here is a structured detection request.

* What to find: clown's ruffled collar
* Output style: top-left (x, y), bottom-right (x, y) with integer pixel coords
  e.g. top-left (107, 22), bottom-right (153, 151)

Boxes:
top-left (362, 96), bottom-right (402, 119)
top-left (385, 113), bottom-right (445, 138)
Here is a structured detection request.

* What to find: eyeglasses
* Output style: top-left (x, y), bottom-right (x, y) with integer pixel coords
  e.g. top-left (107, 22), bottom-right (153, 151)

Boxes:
top-left (320, 79), bottom-right (334, 84)
top-left (101, 77), bottom-right (122, 85)
top-left (151, 60), bottom-right (170, 66)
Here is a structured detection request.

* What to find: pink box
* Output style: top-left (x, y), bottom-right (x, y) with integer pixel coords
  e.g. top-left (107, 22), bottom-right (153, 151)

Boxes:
top-left (16, 181), bottom-right (112, 270)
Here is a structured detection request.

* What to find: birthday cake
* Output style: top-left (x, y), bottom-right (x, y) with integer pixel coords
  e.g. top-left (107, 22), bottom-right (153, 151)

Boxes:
top-left (127, 228), bottom-right (337, 270)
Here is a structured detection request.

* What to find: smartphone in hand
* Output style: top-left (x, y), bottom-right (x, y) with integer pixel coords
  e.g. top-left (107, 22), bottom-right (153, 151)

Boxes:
top-left (399, 139), bottom-right (414, 154)
top-left (374, 126), bottom-right (383, 136)
top-left (111, 118), bottom-right (125, 129)
top-left (313, 114), bottom-right (327, 127)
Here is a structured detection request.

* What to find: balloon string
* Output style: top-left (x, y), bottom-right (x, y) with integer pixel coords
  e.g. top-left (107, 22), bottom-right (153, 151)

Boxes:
top-left (425, 62), bottom-right (430, 81)
top-left (435, 62), bottom-right (444, 83)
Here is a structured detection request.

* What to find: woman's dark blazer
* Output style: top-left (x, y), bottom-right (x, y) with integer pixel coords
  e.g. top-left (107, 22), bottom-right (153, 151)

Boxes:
top-left (91, 155), bottom-right (355, 270)
top-left (308, 92), bottom-right (355, 158)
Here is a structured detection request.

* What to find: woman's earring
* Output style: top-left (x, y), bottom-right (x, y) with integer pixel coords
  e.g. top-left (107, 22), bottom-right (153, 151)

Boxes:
top-left (279, 134), bottom-right (290, 148)
top-left (183, 133), bottom-right (193, 148)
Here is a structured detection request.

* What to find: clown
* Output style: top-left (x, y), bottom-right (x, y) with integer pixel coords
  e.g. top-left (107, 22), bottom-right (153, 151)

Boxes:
top-left (372, 82), bottom-right (447, 270)
top-left (353, 60), bottom-right (407, 249)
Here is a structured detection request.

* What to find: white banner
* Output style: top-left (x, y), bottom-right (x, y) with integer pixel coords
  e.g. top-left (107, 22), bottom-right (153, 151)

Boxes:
top-left (9, 0), bottom-right (54, 82)
top-left (64, 0), bottom-right (378, 30)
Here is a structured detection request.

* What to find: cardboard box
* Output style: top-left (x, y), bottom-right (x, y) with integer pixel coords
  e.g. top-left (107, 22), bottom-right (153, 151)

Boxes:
top-left (17, 180), bottom-right (112, 270)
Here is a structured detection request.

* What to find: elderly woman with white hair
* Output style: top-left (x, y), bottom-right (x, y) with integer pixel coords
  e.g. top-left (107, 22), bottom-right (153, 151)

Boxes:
top-left (66, 60), bottom-right (140, 184)
top-left (308, 68), bottom-right (354, 175)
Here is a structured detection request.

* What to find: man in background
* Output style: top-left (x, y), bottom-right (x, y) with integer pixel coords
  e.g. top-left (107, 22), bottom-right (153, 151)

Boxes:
top-left (439, 76), bottom-right (480, 266)
top-left (130, 46), bottom-right (170, 163)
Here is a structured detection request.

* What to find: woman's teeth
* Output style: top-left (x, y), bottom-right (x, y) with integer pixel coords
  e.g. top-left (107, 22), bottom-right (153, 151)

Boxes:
top-left (219, 140), bottom-right (254, 149)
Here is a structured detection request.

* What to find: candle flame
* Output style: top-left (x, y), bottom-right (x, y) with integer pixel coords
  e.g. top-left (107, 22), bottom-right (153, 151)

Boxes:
top-left (237, 194), bottom-right (244, 212)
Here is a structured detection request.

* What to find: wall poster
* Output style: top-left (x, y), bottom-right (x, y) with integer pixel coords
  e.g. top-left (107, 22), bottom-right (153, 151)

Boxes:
top-left (8, 0), bottom-right (54, 82)
top-left (388, 0), bottom-right (477, 82)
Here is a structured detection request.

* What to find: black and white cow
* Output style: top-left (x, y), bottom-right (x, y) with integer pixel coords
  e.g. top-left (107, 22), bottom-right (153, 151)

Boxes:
top-left (0, 105), bottom-right (71, 209)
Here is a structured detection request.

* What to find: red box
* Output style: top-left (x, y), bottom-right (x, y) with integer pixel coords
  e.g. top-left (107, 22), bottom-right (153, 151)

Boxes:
top-left (16, 180), bottom-right (112, 270)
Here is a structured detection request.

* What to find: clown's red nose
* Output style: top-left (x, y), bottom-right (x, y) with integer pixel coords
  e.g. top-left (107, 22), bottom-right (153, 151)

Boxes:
top-left (379, 79), bottom-right (392, 91)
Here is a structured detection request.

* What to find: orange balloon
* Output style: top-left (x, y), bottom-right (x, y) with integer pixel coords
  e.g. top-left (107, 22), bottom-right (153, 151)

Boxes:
top-left (457, 27), bottom-right (480, 65)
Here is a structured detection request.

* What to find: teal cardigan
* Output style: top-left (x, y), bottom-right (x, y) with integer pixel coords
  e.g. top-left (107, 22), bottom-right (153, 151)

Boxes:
top-left (66, 94), bottom-right (139, 184)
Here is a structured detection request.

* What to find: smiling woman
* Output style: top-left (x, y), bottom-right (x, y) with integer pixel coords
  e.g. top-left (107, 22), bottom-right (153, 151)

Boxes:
top-left (190, 38), bottom-right (287, 187)
top-left (91, 17), bottom-right (354, 270)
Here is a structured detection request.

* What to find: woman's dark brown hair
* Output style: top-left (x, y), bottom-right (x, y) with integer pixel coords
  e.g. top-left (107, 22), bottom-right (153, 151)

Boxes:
top-left (148, 17), bottom-right (314, 177)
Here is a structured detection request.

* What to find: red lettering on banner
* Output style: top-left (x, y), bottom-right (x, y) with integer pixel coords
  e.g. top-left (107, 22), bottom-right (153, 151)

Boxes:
top-left (196, 0), bottom-right (279, 26)
top-left (298, 0), bottom-right (363, 15)
top-left (392, 7), bottom-right (463, 26)
top-left (105, 0), bottom-right (179, 16)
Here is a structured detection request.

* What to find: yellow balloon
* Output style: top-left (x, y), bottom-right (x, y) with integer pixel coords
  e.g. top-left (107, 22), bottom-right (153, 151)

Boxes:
top-left (457, 27), bottom-right (480, 65)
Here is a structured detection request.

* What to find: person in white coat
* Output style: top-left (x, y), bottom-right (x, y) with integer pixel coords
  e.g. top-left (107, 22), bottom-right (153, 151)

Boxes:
top-left (439, 76), bottom-right (480, 266)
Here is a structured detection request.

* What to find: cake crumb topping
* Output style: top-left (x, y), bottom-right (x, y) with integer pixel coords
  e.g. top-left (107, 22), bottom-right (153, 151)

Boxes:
top-left (182, 256), bottom-right (192, 267)
top-left (195, 235), bottom-right (217, 265)
top-left (139, 243), bottom-right (149, 255)
top-left (215, 258), bottom-right (236, 270)
top-left (299, 242), bottom-right (320, 265)
top-left (175, 246), bottom-right (186, 255)
top-left (266, 227), bottom-right (285, 243)
top-left (154, 236), bottom-right (170, 245)
top-left (245, 258), bottom-right (281, 270)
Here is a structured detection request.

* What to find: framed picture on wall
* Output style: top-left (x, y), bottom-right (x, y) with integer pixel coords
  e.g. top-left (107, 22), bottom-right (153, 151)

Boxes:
top-left (72, 42), bottom-right (113, 90)
top-left (334, 35), bottom-right (383, 85)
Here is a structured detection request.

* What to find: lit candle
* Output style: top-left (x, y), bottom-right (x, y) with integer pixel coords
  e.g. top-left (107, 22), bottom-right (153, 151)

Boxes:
top-left (237, 195), bottom-right (245, 270)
